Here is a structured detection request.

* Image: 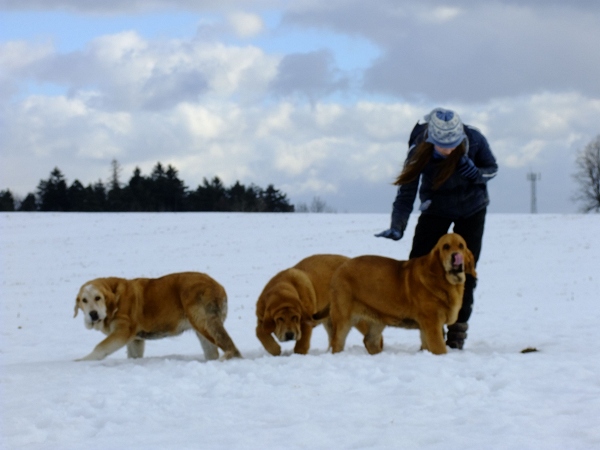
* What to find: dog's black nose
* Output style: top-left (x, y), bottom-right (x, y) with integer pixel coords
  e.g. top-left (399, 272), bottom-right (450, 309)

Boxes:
top-left (89, 311), bottom-right (99, 322)
top-left (285, 332), bottom-right (295, 341)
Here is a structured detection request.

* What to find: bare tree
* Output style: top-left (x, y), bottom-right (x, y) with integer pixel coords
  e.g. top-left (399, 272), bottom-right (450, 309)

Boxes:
top-left (310, 196), bottom-right (327, 213)
top-left (310, 196), bottom-right (336, 213)
top-left (572, 135), bottom-right (600, 213)
top-left (295, 202), bottom-right (309, 212)
top-left (295, 196), bottom-right (336, 213)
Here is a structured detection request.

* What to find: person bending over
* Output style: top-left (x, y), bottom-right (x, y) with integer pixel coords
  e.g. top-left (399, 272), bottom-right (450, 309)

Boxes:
top-left (376, 107), bottom-right (498, 349)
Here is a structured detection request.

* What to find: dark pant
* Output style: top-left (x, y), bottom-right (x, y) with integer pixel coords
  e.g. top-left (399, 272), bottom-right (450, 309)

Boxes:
top-left (409, 208), bottom-right (487, 323)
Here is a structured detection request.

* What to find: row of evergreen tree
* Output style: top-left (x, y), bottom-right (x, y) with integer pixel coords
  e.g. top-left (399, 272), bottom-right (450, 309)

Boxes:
top-left (0, 162), bottom-right (294, 213)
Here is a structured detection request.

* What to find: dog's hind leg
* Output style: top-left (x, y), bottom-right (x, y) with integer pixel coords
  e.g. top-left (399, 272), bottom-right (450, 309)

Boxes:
top-left (196, 332), bottom-right (219, 361)
top-left (187, 301), bottom-right (242, 360)
top-left (202, 315), bottom-right (242, 360)
top-left (330, 301), bottom-right (353, 354)
top-left (322, 319), bottom-right (333, 347)
top-left (331, 320), bottom-right (352, 353)
top-left (127, 339), bottom-right (145, 358)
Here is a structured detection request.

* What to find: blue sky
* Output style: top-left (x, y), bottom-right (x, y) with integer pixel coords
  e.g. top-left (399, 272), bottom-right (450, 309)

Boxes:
top-left (1, 1), bottom-right (599, 213)
top-left (0, 12), bottom-right (205, 50)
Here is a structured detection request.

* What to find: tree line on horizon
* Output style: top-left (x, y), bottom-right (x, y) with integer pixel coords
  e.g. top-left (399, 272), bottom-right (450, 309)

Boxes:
top-left (0, 161), bottom-right (295, 213)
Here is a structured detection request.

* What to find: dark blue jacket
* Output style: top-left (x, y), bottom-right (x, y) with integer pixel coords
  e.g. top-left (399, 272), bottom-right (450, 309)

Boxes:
top-left (391, 123), bottom-right (498, 233)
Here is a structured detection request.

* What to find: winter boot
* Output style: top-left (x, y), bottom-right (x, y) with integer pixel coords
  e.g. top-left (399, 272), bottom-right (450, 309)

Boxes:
top-left (446, 322), bottom-right (468, 349)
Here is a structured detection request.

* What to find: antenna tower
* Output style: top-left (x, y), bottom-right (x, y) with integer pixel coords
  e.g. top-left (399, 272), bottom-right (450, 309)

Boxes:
top-left (526, 172), bottom-right (541, 213)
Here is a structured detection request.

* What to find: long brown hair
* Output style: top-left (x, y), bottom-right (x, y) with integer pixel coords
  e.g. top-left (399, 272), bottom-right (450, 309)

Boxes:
top-left (394, 141), bottom-right (465, 190)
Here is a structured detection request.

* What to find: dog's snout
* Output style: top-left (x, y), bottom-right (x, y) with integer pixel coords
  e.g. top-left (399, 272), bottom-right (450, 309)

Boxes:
top-left (284, 331), bottom-right (295, 341)
top-left (89, 310), bottom-right (99, 322)
top-left (452, 252), bottom-right (464, 266)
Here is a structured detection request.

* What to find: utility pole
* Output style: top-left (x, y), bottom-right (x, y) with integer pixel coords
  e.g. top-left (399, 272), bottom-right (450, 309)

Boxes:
top-left (526, 172), bottom-right (541, 213)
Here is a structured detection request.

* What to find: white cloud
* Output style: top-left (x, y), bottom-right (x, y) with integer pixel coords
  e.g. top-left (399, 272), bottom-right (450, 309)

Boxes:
top-left (256, 102), bottom-right (294, 137)
top-left (176, 103), bottom-right (226, 139)
top-left (504, 139), bottom-right (545, 168)
top-left (421, 6), bottom-right (462, 23)
top-left (286, 175), bottom-right (338, 195)
top-left (4, 32), bottom-right (279, 111)
top-left (355, 102), bottom-right (420, 141)
top-left (0, 40), bottom-right (53, 70)
top-left (227, 11), bottom-right (265, 38)
top-left (4, 95), bottom-right (131, 162)
top-left (461, 92), bottom-right (600, 170)
top-left (3, 77), bottom-right (599, 212)
top-left (90, 31), bottom-right (148, 63)
top-left (273, 136), bottom-right (353, 177)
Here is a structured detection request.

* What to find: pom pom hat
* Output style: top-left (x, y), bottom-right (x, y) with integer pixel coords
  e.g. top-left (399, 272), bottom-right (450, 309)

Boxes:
top-left (424, 107), bottom-right (466, 149)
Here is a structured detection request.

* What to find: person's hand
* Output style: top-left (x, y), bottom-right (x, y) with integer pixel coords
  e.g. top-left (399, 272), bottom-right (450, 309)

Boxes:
top-left (374, 228), bottom-right (403, 241)
top-left (457, 155), bottom-right (478, 179)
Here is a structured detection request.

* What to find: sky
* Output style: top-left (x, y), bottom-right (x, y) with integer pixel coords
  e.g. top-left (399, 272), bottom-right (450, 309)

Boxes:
top-left (1, 0), bottom-right (599, 213)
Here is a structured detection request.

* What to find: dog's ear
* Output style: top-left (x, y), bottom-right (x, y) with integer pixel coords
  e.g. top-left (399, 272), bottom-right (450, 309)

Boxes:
top-left (264, 303), bottom-right (283, 333)
top-left (103, 279), bottom-right (123, 318)
top-left (465, 248), bottom-right (477, 278)
top-left (431, 244), bottom-right (445, 272)
top-left (260, 316), bottom-right (276, 333)
top-left (73, 297), bottom-right (79, 318)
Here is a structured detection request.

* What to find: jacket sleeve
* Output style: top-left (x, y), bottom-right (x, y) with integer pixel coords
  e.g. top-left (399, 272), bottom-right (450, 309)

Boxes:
top-left (467, 127), bottom-right (498, 184)
top-left (390, 146), bottom-right (419, 232)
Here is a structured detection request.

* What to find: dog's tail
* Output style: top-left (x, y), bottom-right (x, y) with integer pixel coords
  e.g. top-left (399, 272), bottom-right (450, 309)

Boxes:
top-left (312, 304), bottom-right (330, 321)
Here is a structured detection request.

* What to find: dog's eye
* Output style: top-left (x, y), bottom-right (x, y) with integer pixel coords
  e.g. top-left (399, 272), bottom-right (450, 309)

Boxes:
top-left (82, 298), bottom-right (88, 304)
top-left (94, 296), bottom-right (101, 302)
top-left (443, 244), bottom-right (450, 250)
top-left (459, 243), bottom-right (464, 249)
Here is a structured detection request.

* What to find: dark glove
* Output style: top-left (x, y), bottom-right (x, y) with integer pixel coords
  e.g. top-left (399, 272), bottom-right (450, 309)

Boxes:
top-left (457, 155), bottom-right (478, 179)
top-left (374, 227), bottom-right (403, 241)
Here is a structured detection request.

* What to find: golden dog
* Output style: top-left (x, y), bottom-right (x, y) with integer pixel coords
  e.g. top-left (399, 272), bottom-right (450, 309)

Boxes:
top-left (74, 272), bottom-right (241, 361)
top-left (327, 233), bottom-right (476, 355)
top-left (256, 254), bottom-right (376, 355)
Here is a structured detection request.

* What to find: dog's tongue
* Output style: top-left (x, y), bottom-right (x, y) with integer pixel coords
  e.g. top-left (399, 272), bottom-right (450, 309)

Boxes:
top-left (453, 253), bottom-right (464, 266)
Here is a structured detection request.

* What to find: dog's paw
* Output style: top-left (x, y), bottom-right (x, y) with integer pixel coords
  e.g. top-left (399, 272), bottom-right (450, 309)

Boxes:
top-left (266, 345), bottom-right (282, 356)
top-left (219, 350), bottom-right (243, 361)
top-left (75, 351), bottom-right (104, 361)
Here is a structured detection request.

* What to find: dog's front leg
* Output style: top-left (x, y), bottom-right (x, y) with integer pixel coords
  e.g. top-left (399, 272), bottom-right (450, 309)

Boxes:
top-left (293, 321), bottom-right (313, 354)
top-left (77, 322), bottom-right (134, 361)
top-left (256, 321), bottom-right (281, 356)
top-left (419, 320), bottom-right (447, 355)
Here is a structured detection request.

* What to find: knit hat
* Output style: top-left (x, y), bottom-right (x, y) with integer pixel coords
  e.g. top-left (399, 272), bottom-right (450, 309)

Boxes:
top-left (424, 108), bottom-right (466, 149)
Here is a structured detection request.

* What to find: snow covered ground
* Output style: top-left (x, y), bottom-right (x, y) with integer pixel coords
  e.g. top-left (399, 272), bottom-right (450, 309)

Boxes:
top-left (1, 212), bottom-right (599, 449)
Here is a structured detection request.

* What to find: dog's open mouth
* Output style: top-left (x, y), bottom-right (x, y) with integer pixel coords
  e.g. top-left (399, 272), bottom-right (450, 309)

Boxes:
top-left (450, 252), bottom-right (464, 273)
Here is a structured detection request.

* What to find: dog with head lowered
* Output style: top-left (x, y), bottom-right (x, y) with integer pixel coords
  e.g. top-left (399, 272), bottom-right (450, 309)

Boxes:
top-left (256, 254), bottom-right (378, 356)
top-left (74, 272), bottom-right (241, 361)
top-left (326, 233), bottom-right (476, 355)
